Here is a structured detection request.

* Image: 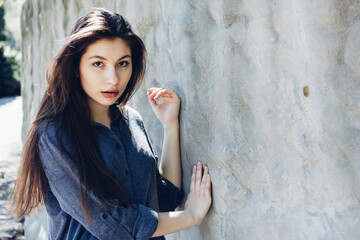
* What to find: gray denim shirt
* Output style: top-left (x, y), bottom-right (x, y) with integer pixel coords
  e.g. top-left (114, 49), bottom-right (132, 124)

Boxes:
top-left (39, 105), bottom-right (182, 240)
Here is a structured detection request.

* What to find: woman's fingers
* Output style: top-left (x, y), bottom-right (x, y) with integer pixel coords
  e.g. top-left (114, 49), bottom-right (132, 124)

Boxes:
top-left (147, 88), bottom-right (163, 103)
top-left (201, 166), bottom-right (209, 196)
top-left (190, 165), bottom-right (196, 191)
top-left (195, 162), bottom-right (202, 191)
top-left (154, 89), bottom-right (167, 101)
top-left (191, 162), bottom-right (211, 196)
top-left (205, 173), bottom-right (211, 197)
top-left (147, 88), bottom-right (180, 110)
top-left (147, 88), bottom-right (166, 106)
top-left (147, 87), bottom-right (157, 93)
top-left (147, 87), bottom-right (160, 96)
top-left (148, 88), bottom-right (176, 100)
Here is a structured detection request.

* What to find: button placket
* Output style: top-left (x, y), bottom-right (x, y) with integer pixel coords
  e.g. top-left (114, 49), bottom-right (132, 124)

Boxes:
top-left (114, 127), bottom-right (134, 201)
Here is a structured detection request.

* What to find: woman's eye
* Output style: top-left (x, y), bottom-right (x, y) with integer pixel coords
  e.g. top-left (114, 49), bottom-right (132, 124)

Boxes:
top-left (93, 62), bottom-right (103, 67)
top-left (118, 61), bottom-right (129, 67)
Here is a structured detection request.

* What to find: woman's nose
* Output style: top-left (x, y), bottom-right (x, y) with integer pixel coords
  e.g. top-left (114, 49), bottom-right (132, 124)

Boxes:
top-left (106, 68), bottom-right (119, 85)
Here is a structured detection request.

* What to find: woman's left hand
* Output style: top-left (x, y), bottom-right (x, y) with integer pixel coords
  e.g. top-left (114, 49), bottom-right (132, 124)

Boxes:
top-left (147, 87), bottom-right (180, 128)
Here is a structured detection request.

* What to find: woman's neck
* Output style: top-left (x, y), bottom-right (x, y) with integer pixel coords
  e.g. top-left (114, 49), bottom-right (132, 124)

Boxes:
top-left (88, 101), bottom-right (112, 128)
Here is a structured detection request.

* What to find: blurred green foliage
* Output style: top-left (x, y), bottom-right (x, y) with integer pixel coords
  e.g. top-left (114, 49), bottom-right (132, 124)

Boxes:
top-left (0, 6), bottom-right (5, 41)
top-left (0, 2), bottom-right (20, 97)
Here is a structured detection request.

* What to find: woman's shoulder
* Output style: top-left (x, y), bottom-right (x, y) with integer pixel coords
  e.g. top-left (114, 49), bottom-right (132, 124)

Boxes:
top-left (37, 117), bottom-right (66, 145)
top-left (37, 117), bottom-right (57, 139)
top-left (113, 104), bottom-right (144, 123)
top-left (37, 117), bottom-right (72, 156)
top-left (116, 105), bottom-right (148, 132)
top-left (124, 105), bottom-right (143, 120)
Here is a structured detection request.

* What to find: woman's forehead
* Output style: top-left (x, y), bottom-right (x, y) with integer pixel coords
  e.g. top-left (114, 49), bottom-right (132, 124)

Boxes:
top-left (82, 38), bottom-right (131, 60)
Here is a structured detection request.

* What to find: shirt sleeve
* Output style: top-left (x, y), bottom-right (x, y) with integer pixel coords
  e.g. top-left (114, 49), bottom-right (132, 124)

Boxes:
top-left (39, 130), bottom-right (158, 240)
top-left (154, 156), bottom-right (183, 212)
top-left (125, 107), bottom-right (183, 211)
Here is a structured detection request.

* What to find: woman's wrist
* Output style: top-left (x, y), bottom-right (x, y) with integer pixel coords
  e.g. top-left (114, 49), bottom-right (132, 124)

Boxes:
top-left (183, 209), bottom-right (202, 226)
top-left (162, 120), bottom-right (179, 131)
top-left (178, 210), bottom-right (198, 227)
top-left (152, 211), bottom-right (197, 237)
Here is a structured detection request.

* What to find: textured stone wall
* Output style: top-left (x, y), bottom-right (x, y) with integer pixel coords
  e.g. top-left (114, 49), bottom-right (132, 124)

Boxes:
top-left (21, 0), bottom-right (360, 239)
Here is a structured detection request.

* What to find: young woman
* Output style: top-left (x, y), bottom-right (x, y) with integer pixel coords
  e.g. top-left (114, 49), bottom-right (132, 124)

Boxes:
top-left (11, 8), bottom-right (212, 240)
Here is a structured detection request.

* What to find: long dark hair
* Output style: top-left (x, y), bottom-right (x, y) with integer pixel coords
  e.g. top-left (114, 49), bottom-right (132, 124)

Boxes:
top-left (11, 8), bottom-right (146, 222)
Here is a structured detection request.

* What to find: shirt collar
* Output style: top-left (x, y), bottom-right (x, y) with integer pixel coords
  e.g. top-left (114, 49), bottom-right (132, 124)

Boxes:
top-left (110, 104), bottom-right (121, 123)
top-left (110, 104), bottom-right (129, 125)
top-left (90, 104), bottom-right (124, 128)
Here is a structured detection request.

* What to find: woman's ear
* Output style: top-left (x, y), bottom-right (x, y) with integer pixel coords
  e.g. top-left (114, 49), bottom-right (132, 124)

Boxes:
top-left (75, 69), bottom-right (80, 78)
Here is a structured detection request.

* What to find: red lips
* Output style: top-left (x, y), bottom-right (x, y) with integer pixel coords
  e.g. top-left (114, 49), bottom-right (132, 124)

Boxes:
top-left (101, 90), bottom-right (119, 98)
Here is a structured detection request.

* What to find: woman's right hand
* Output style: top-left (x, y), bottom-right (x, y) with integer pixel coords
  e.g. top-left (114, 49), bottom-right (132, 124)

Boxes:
top-left (184, 162), bottom-right (212, 225)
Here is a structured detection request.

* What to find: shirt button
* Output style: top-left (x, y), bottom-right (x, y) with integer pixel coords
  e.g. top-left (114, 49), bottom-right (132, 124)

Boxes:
top-left (125, 170), bottom-right (129, 175)
top-left (101, 213), bottom-right (108, 219)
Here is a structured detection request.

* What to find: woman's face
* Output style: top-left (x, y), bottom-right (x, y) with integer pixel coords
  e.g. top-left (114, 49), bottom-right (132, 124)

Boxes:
top-left (79, 38), bottom-right (132, 111)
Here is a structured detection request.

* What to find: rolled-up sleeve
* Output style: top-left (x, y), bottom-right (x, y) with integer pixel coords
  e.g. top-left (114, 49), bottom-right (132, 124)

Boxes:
top-left (39, 131), bottom-right (158, 240)
top-left (155, 165), bottom-right (183, 212)
top-left (126, 107), bottom-right (183, 211)
top-left (138, 123), bottom-right (183, 211)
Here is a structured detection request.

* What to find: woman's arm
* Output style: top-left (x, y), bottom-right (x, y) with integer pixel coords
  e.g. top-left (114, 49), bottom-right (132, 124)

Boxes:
top-left (159, 121), bottom-right (181, 188)
top-left (147, 88), bottom-right (212, 236)
top-left (152, 162), bottom-right (212, 237)
top-left (147, 88), bottom-right (182, 189)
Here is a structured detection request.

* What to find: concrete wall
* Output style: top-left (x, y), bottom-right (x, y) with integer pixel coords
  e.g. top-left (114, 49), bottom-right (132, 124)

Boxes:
top-left (22, 0), bottom-right (360, 239)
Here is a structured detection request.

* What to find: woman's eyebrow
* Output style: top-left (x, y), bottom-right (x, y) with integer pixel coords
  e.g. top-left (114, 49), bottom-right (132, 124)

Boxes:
top-left (88, 54), bottom-right (132, 61)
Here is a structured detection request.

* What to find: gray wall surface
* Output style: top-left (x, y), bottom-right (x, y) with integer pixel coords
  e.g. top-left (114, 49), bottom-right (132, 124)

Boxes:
top-left (21, 0), bottom-right (360, 239)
